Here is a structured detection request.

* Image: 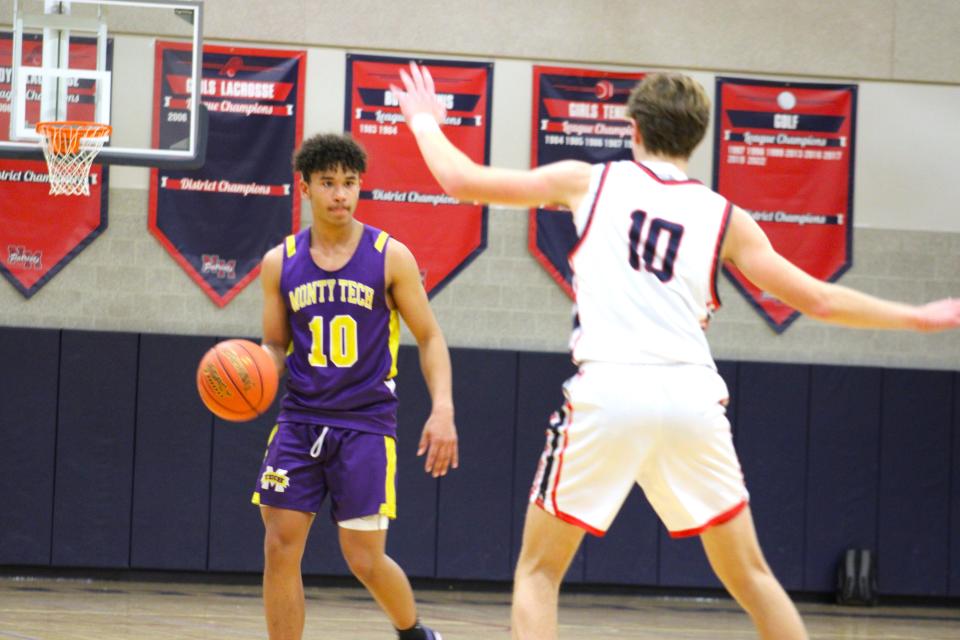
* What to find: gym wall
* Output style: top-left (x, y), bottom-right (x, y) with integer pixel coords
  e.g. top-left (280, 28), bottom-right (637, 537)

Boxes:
top-left (0, 0), bottom-right (957, 369)
top-left (0, 0), bottom-right (957, 597)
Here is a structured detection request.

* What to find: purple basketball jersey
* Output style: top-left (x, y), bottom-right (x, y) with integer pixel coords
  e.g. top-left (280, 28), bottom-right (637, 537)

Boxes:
top-left (278, 225), bottom-right (400, 435)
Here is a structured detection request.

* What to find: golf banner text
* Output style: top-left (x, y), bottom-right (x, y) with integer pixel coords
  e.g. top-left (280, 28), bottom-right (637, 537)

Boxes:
top-left (714, 77), bottom-right (857, 332)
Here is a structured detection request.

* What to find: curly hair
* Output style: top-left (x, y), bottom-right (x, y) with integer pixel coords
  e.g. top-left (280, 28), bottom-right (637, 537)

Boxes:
top-left (627, 73), bottom-right (710, 160)
top-left (293, 133), bottom-right (367, 180)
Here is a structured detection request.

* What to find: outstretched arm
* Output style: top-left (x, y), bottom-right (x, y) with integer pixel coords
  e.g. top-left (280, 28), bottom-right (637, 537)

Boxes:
top-left (386, 239), bottom-right (458, 477)
top-left (722, 206), bottom-right (960, 331)
top-left (392, 62), bottom-right (593, 210)
top-left (260, 245), bottom-right (291, 375)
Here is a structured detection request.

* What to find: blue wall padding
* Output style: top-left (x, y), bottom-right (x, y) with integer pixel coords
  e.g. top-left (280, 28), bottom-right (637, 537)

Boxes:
top-left (657, 532), bottom-right (716, 588)
top-left (436, 348), bottom-right (518, 580)
top-left (301, 500), bottom-right (352, 576)
top-left (803, 365), bottom-right (882, 591)
top-left (207, 336), bottom-right (282, 572)
top-left (584, 487), bottom-right (659, 585)
top-left (207, 412), bottom-right (274, 571)
top-left (736, 362), bottom-right (809, 590)
top-left (951, 373), bottom-right (960, 597)
top-left (512, 352), bottom-right (584, 582)
top-left (52, 330), bottom-right (139, 567)
top-left (384, 345), bottom-right (439, 578)
top-left (1, 324), bottom-right (956, 598)
top-left (130, 334), bottom-right (217, 570)
top-left (878, 368), bottom-right (952, 596)
top-left (208, 412), bottom-right (276, 572)
top-left (0, 327), bottom-right (60, 565)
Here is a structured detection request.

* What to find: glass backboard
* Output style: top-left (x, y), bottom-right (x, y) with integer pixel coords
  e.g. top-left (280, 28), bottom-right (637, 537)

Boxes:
top-left (0, 0), bottom-right (205, 167)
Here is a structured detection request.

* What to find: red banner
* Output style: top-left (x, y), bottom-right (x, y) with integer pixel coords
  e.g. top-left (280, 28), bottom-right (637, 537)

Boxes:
top-left (0, 34), bottom-right (108, 298)
top-left (714, 77), bottom-right (857, 332)
top-left (345, 54), bottom-right (492, 295)
top-left (528, 65), bottom-right (644, 297)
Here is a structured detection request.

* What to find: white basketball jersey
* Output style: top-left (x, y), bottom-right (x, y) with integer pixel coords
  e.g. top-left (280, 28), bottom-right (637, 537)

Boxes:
top-left (569, 160), bottom-right (731, 367)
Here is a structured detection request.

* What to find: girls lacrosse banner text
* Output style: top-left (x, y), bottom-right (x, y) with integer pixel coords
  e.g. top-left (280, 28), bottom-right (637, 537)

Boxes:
top-left (714, 77), bottom-right (857, 332)
top-left (150, 43), bottom-right (305, 307)
top-left (345, 54), bottom-right (492, 295)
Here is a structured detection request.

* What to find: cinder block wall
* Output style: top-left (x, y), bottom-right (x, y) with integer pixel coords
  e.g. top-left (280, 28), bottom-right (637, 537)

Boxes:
top-left (0, 0), bottom-right (957, 370)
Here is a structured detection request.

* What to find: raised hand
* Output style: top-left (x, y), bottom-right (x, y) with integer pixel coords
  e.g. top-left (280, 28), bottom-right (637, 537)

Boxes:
top-left (390, 62), bottom-right (447, 131)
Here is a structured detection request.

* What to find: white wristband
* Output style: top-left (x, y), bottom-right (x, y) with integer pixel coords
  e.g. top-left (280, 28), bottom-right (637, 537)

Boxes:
top-left (409, 112), bottom-right (441, 135)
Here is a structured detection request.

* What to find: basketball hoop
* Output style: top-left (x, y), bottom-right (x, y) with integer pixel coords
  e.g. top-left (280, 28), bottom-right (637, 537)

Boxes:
top-left (35, 121), bottom-right (112, 196)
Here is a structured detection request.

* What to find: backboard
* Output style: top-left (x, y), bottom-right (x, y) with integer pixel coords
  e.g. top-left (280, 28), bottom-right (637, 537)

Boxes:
top-left (0, 0), bottom-right (205, 167)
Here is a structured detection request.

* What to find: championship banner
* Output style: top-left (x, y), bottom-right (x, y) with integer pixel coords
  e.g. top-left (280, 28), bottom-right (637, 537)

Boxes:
top-left (345, 54), bottom-right (491, 295)
top-left (149, 43), bottom-right (305, 307)
top-left (530, 66), bottom-right (644, 297)
top-left (714, 77), bottom-right (857, 332)
top-left (0, 33), bottom-right (109, 298)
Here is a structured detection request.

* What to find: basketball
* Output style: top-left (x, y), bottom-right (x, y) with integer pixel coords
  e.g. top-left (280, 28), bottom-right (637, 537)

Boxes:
top-left (196, 339), bottom-right (278, 422)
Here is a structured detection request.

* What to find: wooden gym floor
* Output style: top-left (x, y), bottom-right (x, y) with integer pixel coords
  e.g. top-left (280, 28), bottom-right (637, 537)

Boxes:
top-left (0, 575), bottom-right (957, 639)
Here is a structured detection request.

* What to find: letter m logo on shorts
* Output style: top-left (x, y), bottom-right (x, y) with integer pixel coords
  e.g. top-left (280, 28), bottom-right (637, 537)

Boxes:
top-left (260, 466), bottom-right (290, 493)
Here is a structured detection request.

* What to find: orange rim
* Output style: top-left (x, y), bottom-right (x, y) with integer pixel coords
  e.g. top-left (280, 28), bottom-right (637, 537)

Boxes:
top-left (36, 121), bottom-right (112, 155)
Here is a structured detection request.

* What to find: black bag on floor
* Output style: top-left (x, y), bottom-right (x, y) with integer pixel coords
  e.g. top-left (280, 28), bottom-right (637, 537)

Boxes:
top-left (835, 548), bottom-right (878, 606)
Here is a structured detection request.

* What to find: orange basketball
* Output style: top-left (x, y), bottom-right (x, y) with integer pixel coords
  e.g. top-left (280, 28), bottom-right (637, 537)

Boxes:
top-left (196, 339), bottom-right (279, 422)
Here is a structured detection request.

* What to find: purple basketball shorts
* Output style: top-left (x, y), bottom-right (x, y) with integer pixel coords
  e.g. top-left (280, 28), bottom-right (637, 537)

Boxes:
top-left (252, 422), bottom-right (397, 522)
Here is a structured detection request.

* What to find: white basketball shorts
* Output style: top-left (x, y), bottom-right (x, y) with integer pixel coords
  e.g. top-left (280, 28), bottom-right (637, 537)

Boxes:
top-left (530, 361), bottom-right (749, 537)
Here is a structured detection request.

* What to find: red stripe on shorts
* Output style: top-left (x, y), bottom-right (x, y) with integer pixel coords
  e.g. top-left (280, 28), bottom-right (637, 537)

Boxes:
top-left (534, 497), bottom-right (606, 537)
top-left (668, 499), bottom-right (748, 538)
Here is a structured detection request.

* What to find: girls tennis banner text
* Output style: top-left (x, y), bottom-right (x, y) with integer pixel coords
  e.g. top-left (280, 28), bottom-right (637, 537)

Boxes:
top-left (529, 65), bottom-right (644, 297)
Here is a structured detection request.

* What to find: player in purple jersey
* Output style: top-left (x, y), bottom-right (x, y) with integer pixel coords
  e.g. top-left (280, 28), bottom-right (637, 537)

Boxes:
top-left (254, 133), bottom-right (455, 640)
top-left (392, 64), bottom-right (960, 640)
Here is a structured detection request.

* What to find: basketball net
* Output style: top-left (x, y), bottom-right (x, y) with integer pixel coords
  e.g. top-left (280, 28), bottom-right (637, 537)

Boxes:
top-left (36, 121), bottom-right (112, 197)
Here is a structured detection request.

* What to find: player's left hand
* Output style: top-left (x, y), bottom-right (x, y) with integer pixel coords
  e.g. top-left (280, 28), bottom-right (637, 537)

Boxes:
top-left (417, 406), bottom-right (458, 477)
top-left (913, 297), bottom-right (960, 332)
top-left (390, 62), bottom-right (447, 130)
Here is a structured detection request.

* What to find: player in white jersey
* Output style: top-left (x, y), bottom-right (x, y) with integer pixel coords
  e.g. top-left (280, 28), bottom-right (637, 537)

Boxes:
top-left (568, 159), bottom-right (730, 368)
top-left (392, 64), bottom-right (960, 640)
